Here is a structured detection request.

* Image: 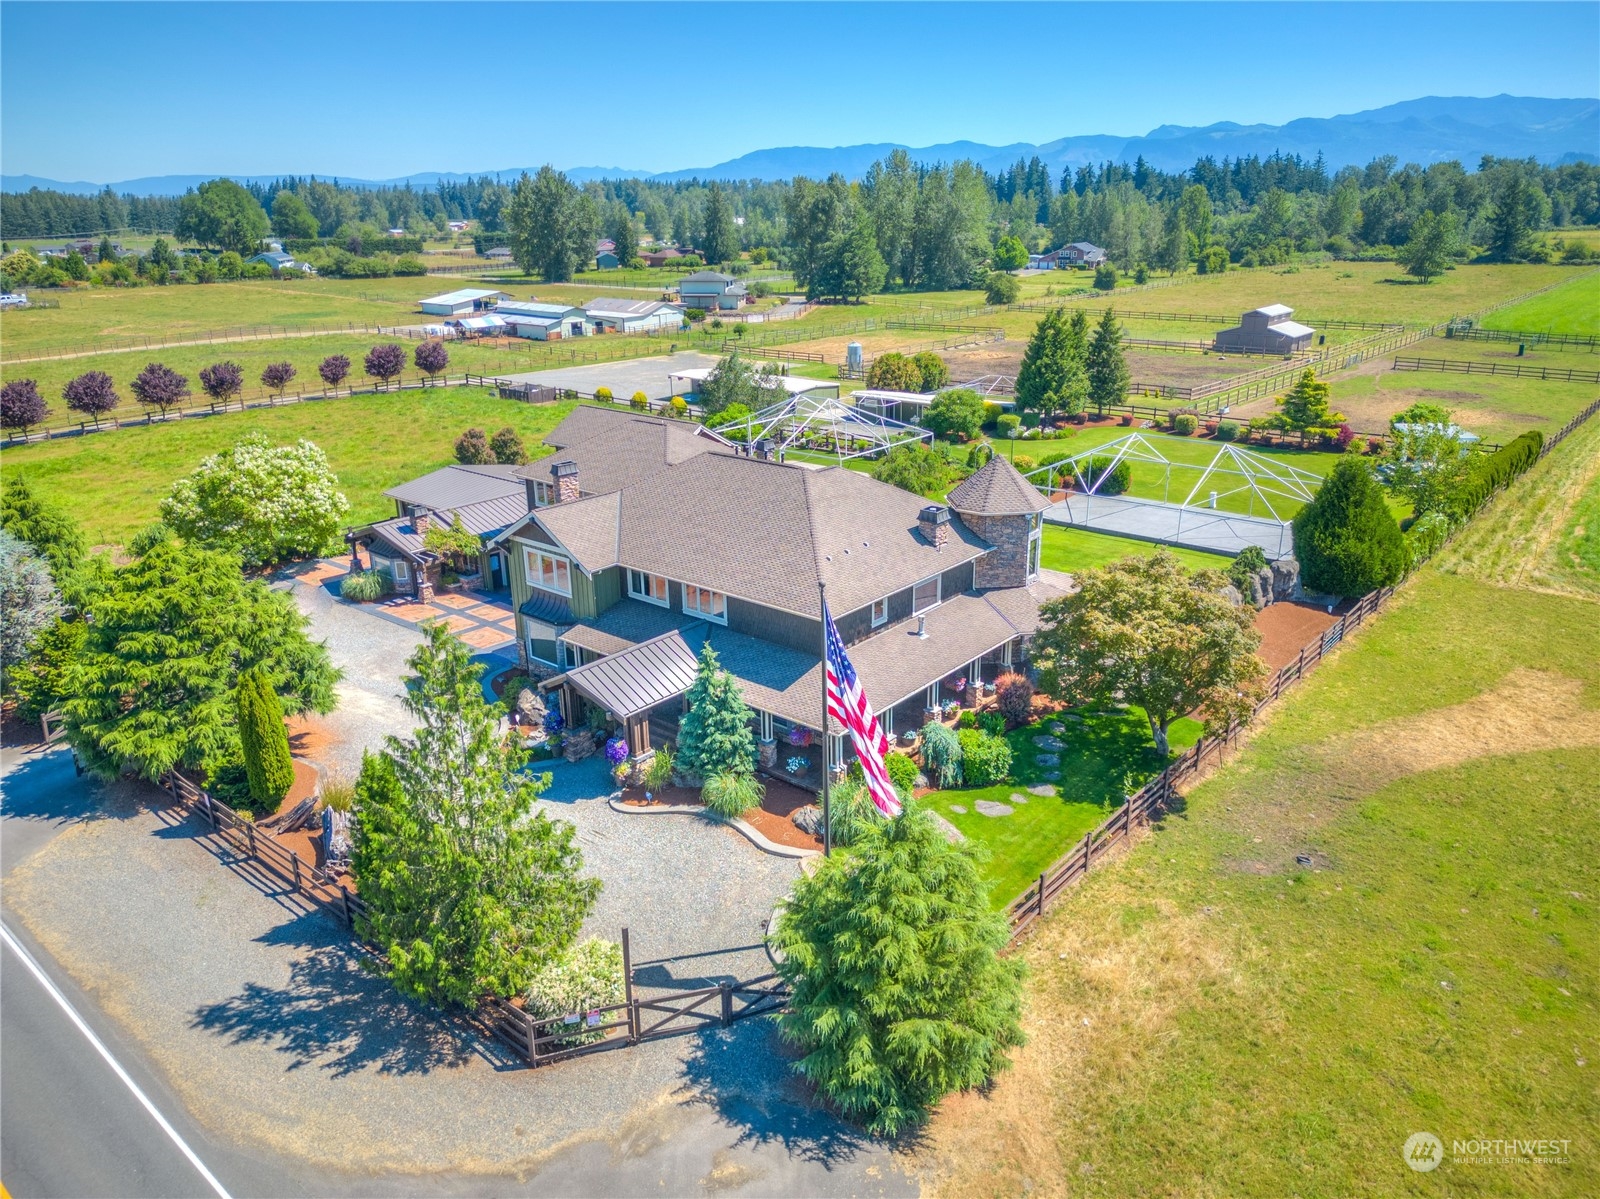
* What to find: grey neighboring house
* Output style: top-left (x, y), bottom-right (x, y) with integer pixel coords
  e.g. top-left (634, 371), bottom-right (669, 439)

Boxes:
top-left (246, 250), bottom-right (308, 274)
top-left (493, 419), bottom-right (1068, 790)
top-left (354, 463), bottom-right (528, 596)
top-left (1057, 242), bottom-right (1106, 267)
top-left (1214, 304), bottom-right (1316, 355)
top-left (677, 270), bottom-right (748, 311)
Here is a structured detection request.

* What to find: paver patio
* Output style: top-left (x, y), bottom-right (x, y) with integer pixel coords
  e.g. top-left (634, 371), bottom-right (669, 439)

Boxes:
top-left (284, 559), bottom-right (518, 657)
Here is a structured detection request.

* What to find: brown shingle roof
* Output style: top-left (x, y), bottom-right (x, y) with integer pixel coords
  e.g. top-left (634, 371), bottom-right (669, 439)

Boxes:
top-left (530, 492), bottom-right (621, 573)
top-left (519, 406), bottom-right (729, 498)
top-left (947, 455), bottom-right (1051, 516)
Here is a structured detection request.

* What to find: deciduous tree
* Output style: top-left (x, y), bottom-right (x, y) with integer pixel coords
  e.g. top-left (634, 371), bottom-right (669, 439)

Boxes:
top-left (489, 426), bottom-right (527, 465)
top-left (130, 362), bottom-right (190, 415)
top-left (364, 343), bottom-right (405, 384)
top-left (922, 388), bottom-right (985, 442)
top-left (772, 809), bottom-right (1025, 1136)
top-left (270, 189), bottom-right (319, 241)
top-left (175, 178), bottom-right (271, 255)
top-left (865, 352), bottom-right (922, 393)
top-left (1398, 209), bottom-right (1460, 282)
top-left (414, 339), bottom-right (450, 379)
top-left (351, 624), bottom-right (598, 1006)
top-left (62, 370), bottom-right (120, 425)
top-left (260, 361), bottom-right (296, 396)
top-left (992, 234), bottom-right (1028, 272)
top-left (1033, 550), bottom-right (1266, 755)
top-left (870, 442), bottom-right (947, 495)
top-left (160, 434), bottom-right (350, 566)
top-left (1, 379), bottom-right (48, 435)
top-left (318, 354), bottom-right (351, 390)
top-left (199, 361), bottom-right (244, 404)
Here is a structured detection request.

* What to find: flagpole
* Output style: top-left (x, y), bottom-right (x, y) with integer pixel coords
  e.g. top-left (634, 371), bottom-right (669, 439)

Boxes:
top-left (819, 579), bottom-right (831, 857)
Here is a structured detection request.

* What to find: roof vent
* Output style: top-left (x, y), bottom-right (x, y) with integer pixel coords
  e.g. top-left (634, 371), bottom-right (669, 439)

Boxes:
top-left (914, 615), bottom-right (927, 639)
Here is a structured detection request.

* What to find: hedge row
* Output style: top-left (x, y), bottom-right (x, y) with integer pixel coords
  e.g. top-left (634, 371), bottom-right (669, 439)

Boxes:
top-left (1448, 430), bottom-right (1543, 518)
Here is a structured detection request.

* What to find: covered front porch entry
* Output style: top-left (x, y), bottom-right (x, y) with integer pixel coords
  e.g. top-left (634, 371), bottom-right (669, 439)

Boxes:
top-left (541, 631), bottom-right (700, 769)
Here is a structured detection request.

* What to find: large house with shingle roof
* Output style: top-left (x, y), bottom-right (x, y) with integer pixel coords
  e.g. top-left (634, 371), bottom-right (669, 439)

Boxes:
top-left (484, 406), bottom-right (1068, 790)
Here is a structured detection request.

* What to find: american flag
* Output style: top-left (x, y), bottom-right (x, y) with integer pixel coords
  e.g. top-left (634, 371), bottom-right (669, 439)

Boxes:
top-left (823, 601), bottom-right (902, 818)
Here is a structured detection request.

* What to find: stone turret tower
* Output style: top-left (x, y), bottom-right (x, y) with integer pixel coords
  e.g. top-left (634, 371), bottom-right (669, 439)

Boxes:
top-left (946, 454), bottom-right (1051, 589)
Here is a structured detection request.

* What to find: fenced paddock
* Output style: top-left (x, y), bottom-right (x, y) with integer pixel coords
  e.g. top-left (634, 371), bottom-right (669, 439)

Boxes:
top-left (1391, 356), bottom-right (1600, 384)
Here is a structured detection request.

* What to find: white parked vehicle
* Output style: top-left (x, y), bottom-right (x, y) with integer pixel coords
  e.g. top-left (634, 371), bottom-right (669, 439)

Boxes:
top-left (0, 292), bottom-right (29, 308)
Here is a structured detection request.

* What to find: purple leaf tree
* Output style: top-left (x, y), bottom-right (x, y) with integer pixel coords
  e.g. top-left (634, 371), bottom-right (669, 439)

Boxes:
top-left (198, 361), bottom-right (244, 404)
top-left (414, 339), bottom-right (450, 380)
top-left (364, 343), bottom-right (406, 386)
top-left (318, 354), bottom-right (351, 391)
top-left (1, 379), bottom-right (49, 435)
top-left (130, 362), bottom-right (191, 416)
top-left (261, 361), bottom-right (297, 396)
top-left (62, 370), bottom-right (120, 426)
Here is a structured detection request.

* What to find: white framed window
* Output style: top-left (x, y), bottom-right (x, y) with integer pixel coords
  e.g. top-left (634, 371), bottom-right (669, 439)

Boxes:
top-left (525, 548), bottom-right (571, 596)
top-left (392, 560), bottom-right (410, 583)
top-left (628, 569), bottom-right (669, 606)
top-left (683, 584), bottom-right (727, 623)
top-left (871, 597), bottom-right (889, 627)
top-left (912, 575), bottom-right (940, 614)
top-left (532, 481), bottom-right (554, 507)
top-left (1028, 515), bottom-right (1043, 578)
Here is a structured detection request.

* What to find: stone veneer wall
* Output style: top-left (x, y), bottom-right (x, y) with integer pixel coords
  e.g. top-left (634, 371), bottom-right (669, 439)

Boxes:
top-left (959, 511), bottom-right (1032, 589)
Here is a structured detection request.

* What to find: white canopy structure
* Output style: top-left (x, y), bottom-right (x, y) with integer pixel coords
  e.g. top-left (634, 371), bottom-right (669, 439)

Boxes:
top-left (1025, 433), bottom-right (1324, 559)
top-left (667, 366), bottom-right (840, 401)
top-left (733, 393), bottom-right (933, 464)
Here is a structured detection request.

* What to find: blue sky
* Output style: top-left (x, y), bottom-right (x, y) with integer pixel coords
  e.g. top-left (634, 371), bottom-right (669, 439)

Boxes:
top-left (3, 1), bottom-right (1596, 182)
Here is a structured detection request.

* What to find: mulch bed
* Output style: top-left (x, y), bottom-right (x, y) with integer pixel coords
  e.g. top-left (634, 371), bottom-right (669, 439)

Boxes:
top-left (1252, 601), bottom-right (1348, 672)
top-left (618, 776), bottom-right (823, 853)
top-left (263, 759), bottom-right (324, 869)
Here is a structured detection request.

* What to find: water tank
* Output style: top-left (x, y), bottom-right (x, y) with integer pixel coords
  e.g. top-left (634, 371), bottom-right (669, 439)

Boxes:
top-left (846, 342), bottom-right (863, 373)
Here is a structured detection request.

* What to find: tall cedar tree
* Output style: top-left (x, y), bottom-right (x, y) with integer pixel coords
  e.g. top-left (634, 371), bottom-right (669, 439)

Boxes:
top-left (62, 540), bottom-right (337, 781)
top-left (1267, 369), bottom-right (1344, 441)
top-left (351, 624), bottom-right (598, 1006)
top-left (0, 475), bottom-right (86, 580)
top-left (772, 809), bottom-right (1025, 1135)
top-left (1086, 308), bottom-right (1130, 414)
top-left (1060, 309), bottom-right (1091, 419)
top-left (237, 666), bottom-right (294, 808)
top-left (1014, 309), bottom-right (1066, 418)
top-left (1292, 456), bottom-right (1406, 597)
top-left (701, 185), bottom-right (737, 265)
top-left (1033, 550), bottom-right (1267, 755)
top-left (674, 643), bottom-right (757, 781)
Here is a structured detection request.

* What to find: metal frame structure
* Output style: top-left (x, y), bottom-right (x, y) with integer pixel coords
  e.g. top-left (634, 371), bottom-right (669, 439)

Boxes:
top-left (1022, 433), bottom-right (1323, 559)
top-left (736, 394), bottom-right (933, 464)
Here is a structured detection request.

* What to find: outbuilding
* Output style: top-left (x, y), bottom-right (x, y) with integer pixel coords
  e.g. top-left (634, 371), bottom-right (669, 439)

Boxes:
top-left (496, 300), bottom-right (590, 340)
top-left (419, 288), bottom-right (511, 317)
top-left (1214, 304), bottom-right (1316, 355)
top-left (584, 297), bottom-right (685, 334)
top-left (678, 270), bottom-right (747, 311)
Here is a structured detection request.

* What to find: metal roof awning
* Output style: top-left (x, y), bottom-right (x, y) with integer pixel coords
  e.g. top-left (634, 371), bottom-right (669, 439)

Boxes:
top-left (560, 631), bottom-right (699, 718)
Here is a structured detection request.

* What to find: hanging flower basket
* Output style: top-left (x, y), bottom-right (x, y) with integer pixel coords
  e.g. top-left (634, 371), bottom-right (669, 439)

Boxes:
top-left (603, 737), bottom-right (629, 766)
top-left (788, 727), bottom-right (813, 747)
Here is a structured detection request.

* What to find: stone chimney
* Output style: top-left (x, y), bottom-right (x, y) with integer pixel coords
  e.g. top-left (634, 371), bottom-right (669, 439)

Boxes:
top-left (552, 459), bottom-right (580, 504)
top-left (918, 504), bottom-right (950, 551)
top-left (413, 508), bottom-right (432, 536)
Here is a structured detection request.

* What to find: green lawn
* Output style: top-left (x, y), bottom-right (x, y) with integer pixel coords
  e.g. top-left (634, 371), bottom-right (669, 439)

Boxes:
top-left (1480, 270), bottom-right (1600, 336)
top-left (926, 446), bottom-right (1600, 1196)
top-left (1041, 524), bottom-right (1233, 574)
top-left (1329, 365), bottom-right (1600, 445)
top-left (921, 708), bottom-right (1202, 905)
top-left (0, 389), bottom-right (574, 548)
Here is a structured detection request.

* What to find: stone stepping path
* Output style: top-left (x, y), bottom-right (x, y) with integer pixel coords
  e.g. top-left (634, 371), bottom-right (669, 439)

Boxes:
top-left (1033, 735), bottom-right (1066, 751)
top-left (949, 804), bottom-right (967, 814)
top-left (974, 799), bottom-right (1013, 817)
top-left (1009, 792), bottom-right (1030, 805)
top-left (1036, 753), bottom-right (1060, 767)
top-left (1027, 784), bottom-right (1056, 796)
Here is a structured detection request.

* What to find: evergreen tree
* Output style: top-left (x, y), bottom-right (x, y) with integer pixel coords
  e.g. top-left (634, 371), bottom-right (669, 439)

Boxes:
top-left (0, 475), bottom-right (86, 580)
top-left (772, 809), bottom-right (1026, 1135)
top-left (352, 624), bottom-right (599, 1007)
top-left (1060, 309), bottom-right (1091, 419)
top-left (1086, 307), bottom-right (1130, 415)
top-left (1292, 457), bottom-right (1406, 597)
top-left (675, 643), bottom-right (756, 781)
top-left (1155, 206), bottom-right (1190, 275)
top-left (1015, 308), bottom-right (1068, 419)
top-left (701, 184), bottom-right (737, 265)
top-left (1266, 369), bottom-right (1345, 442)
top-left (1486, 172), bottom-right (1542, 263)
top-left (833, 205), bottom-right (887, 300)
top-left (62, 540), bottom-right (338, 781)
top-left (504, 166), bottom-right (599, 282)
top-left (237, 666), bottom-right (294, 808)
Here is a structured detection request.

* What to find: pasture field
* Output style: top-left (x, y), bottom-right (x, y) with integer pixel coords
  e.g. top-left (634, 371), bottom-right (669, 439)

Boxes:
top-left (1479, 270), bottom-right (1600, 337)
top-left (0, 388), bottom-right (573, 548)
top-left (925, 481), bottom-right (1600, 1197)
top-left (1437, 413), bottom-right (1600, 599)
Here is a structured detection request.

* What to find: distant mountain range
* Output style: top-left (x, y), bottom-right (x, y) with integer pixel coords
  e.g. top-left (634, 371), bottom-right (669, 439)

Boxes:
top-left (5, 95), bottom-right (1595, 196)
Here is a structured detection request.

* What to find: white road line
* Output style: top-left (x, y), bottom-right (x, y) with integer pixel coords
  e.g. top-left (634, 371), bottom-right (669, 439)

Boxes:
top-left (0, 921), bottom-right (233, 1199)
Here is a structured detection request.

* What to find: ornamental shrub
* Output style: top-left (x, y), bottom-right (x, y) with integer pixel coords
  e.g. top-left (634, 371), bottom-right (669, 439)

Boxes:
top-left (997, 413), bottom-right (1021, 438)
top-left (957, 729), bottom-right (1012, 787)
top-left (956, 709), bottom-right (977, 730)
top-left (1227, 544), bottom-right (1270, 594)
top-left (669, 396), bottom-right (688, 415)
top-left (236, 667), bottom-right (294, 810)
top-left (994, 672), bottom-right (1034, 726)
top-left (884, 752), bottom-right (918, 795)
top-left (630, 391), bottom-right (649, 411)
top-left (1093, 263), bottom-right (1118, 290)
top-left (825, 776), bottom-right (880, 847)
top-left (595, 387), bottom-right (613, 402)
top-left (771, 809), bottom-right (1025, 1136)
top-left (1081, 455), bottom-right (1132, 496)
top-left (522, 937), bottom-right (625, 1047)
top-left (642, 745), bottom-right (674, 791)
top-left (1215, 419), bottom-right (1240, 442)
top-left (919, 722), bottom-right (962, 787)
top-left (1173, 413), bottom-right (1198, 436)
top-left (675, 644), bottom-right (756, 781)
top-left (703, 770), bottom-right (764, 818)
top-left (339, 569), bottom-right (391, 602)
top-left (1292, 456), bottom-right (1405, 597)
top-left (977, 710), bottom-right (1006, 738)
top-left (489, 426), bottom-right (527, 465)
top-left (455, 427), bottom-right (492, 464)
